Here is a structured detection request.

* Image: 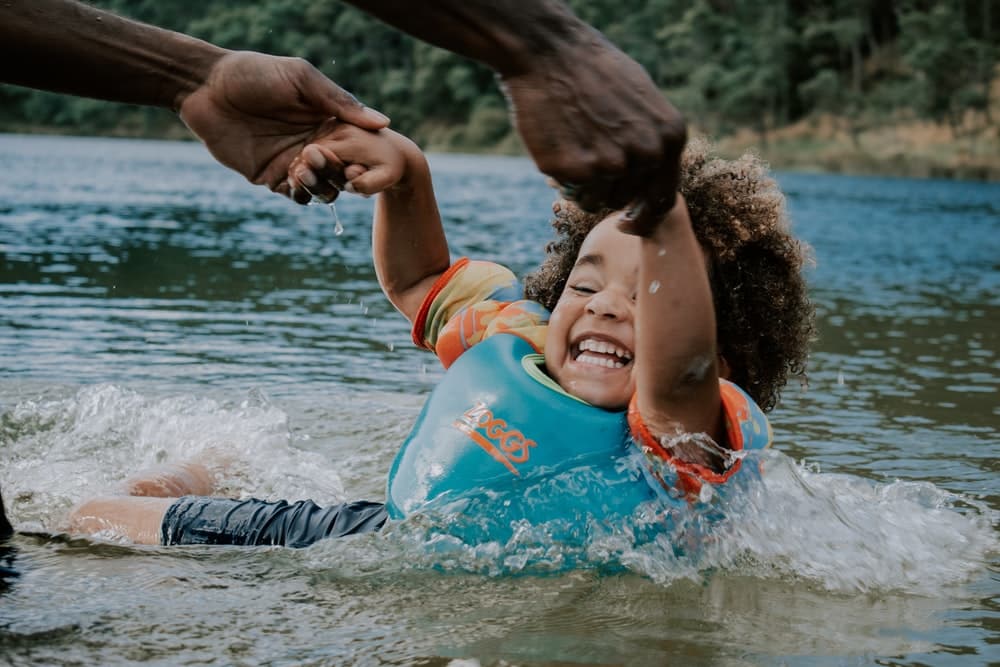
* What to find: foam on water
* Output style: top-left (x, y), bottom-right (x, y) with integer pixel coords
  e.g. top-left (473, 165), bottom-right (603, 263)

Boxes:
top-left (306, 450), bottom-right (997, 595)
top-left (3, 385), bottom-right (995, 595)
top-left (2, 384), bottom-right (346, 531)
top-left (697, 450), bottom-right (1000, 594)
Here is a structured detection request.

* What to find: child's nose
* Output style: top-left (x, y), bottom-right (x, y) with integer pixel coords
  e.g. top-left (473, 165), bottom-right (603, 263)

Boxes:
top-left (586, 290), bottom-right (630, 319)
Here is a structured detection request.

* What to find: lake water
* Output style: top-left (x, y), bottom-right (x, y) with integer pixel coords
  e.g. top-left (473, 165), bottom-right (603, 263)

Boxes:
top-left (0, 134), bottom-right (997, 666)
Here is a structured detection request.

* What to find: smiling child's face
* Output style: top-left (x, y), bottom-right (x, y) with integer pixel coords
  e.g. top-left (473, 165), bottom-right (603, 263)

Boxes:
top-left (544, 213), bottom-right (640, 410)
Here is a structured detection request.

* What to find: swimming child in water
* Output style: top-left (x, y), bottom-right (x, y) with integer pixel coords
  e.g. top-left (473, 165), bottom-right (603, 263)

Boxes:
top-left (60, 125), bottom-right (814, 548)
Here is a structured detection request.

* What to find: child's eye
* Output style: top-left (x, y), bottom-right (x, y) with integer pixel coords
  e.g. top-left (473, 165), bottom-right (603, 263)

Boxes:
top-left (569, 284), bottom-right (596, 295)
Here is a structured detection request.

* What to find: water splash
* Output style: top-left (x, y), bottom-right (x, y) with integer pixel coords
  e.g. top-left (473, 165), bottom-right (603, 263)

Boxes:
top-left (4, 388), bottom-right (995, 596)
top-left (653, 427), bottom-right (744, 470)
top-left (671, 450), bottom-right (998, 594)
top-left (311, 449), bottom-right (996, 595)
top-left (1, 385), bottom-right (346, 531)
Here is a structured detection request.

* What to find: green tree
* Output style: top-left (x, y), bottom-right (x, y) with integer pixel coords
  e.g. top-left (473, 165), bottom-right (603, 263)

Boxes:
top-left (898, 1), bottom-right (988, 133)
top-left (1, 0), bottom-right (996, 161)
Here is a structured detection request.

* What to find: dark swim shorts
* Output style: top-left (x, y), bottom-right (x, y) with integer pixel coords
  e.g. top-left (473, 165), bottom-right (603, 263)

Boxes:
top-left (161, 497), bottom-right (388, 548)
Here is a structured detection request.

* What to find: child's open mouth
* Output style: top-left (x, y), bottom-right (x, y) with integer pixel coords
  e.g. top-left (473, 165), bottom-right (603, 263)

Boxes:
top-left (572, 337), bottom-right (633, 369)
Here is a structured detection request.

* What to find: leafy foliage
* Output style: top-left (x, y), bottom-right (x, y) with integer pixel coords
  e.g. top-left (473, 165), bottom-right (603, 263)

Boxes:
top-left (1, 0), bottom-right (996, 149)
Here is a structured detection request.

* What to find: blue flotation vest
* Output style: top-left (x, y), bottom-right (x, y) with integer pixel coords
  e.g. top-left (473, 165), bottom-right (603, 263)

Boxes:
top-left (386, 333), bottom-right (769, 545)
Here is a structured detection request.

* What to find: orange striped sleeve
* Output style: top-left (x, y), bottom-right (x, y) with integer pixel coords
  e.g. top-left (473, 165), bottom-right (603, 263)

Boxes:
top-left (410, 259), bottom-right (520, 364)
top-left (627, 380), bottom-right (771, 498)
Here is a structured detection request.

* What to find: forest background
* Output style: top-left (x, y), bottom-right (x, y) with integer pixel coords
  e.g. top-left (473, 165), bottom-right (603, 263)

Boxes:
top-left (2, 0), bottom-right (998, 180)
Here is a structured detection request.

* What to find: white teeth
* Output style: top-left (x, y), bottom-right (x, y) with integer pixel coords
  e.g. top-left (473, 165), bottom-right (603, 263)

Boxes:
top-left (577, 353), bottom-right (626, 369)
top-left (577, 338), bottom-right (632, 361)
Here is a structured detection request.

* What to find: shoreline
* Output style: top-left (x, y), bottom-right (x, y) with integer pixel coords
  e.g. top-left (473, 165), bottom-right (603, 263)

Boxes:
top-left (713, 114), bottom-right (1000, 182)
top-left (4, 116), bottom-right (998, 183)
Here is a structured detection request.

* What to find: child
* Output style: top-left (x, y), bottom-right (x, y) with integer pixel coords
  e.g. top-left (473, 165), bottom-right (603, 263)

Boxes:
top-left (63, 126), bottom-right (814, 548)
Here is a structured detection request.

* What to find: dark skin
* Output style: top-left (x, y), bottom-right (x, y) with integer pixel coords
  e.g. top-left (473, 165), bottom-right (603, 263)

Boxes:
top-left (177, 53), bottom-right (385, 195)
top-left (2, 0), bottom-right (683, 226)
top-left (0, 0), bottom-right (688, 540)
top-left (0, 0), bottom-right (390, 194)
top-left (311, 0), bottom-right (688, 229)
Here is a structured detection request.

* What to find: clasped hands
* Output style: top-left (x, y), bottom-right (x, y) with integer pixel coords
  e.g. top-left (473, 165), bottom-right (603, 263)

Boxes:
top-left (183, 43), bottom-right (687, 237)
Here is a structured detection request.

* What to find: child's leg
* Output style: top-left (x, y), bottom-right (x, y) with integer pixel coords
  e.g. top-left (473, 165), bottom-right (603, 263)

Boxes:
top-left (123, 462), bottom-right (216, 497)
top-left (67, 496), bottom-right (174, 545)
top-left (67, 461), bottom-right (217, 545)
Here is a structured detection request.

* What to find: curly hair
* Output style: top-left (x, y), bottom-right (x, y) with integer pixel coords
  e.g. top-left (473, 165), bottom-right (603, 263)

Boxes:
top-left (524, 138), bottom-right (816, 412)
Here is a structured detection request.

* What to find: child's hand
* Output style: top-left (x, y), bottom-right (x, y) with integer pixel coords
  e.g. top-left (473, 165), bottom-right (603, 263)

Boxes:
top-left (286, 122), bottom-right (411, 204)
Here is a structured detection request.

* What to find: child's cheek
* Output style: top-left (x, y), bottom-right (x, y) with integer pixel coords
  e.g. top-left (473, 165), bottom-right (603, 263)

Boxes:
top-left (545, 310), bottom-right (569, 356)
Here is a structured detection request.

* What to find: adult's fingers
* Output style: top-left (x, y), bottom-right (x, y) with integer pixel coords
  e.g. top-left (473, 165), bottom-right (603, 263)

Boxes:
top-left (567, 177), bottom-right (616, 213)
top-left (555, 132), bottom-right (678, 214)
top-left (617, 184), bottom-right (679, 237)
top-left (287, 144), bottom-right (347, 204)
top-left (614, 162), bottom-right (681, 236)
top-left (305, 144), bottom-right (349, 191)
top-left (296, 60), bottom-right (390, 131)
top-left (614, 139), bottom-right (685, 236)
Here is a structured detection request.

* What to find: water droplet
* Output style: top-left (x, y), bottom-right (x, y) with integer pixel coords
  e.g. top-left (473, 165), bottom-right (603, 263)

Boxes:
top-left (330, 202), bottom-right (344, 236)
top-left (657, 248), bottom-right (667, 256)
top-left (648, 280), bottom-right (661, 294)
top-left (698, 482), bottom-right (715, 503)
top-left (302, 184), bottom-right (344, 236)
top-left (837, 370), bottom-right (845, 386)
top-left (387, 342), bottom-right (395, 351)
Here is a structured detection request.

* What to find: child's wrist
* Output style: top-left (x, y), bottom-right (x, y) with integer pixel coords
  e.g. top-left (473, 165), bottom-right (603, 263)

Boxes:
top-left (393, 143), bottom-right (431, 194)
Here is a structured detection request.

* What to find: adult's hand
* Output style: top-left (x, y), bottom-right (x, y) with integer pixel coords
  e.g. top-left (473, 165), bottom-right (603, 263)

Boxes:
top-left (340, 0), bottom-right (686, 229)
top-left (1, 1), bottom-right (388, 203)
top-left (501, 32), bottom-right (686, 233)
top-left (178, 52), bottom-right (388, 198)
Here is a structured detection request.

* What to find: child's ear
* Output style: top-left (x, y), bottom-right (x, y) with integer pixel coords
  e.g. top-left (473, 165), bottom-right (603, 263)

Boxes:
top-left (718, 354), bottom-right (731, 380)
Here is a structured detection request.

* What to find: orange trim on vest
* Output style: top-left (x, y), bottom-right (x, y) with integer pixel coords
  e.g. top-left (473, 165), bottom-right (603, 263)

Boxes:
top-left (627, 389), bottom-right (746, 499)
top-left (410, 257), bottom-right (470, 350)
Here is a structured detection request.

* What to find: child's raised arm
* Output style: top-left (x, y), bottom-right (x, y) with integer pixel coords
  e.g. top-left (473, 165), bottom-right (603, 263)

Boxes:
top-left (289, 125), bottom-right (449, 324)
top-left (369, 134), bottom-right (449, 324)
top-left (631, 197), bottom-right (725, 454)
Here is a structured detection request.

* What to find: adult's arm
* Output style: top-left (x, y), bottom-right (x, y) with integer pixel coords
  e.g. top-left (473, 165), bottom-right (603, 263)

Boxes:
top-left (0, 0), bottom-right (388, 193)
top-left (342, 0), bottom-right (687, 221)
